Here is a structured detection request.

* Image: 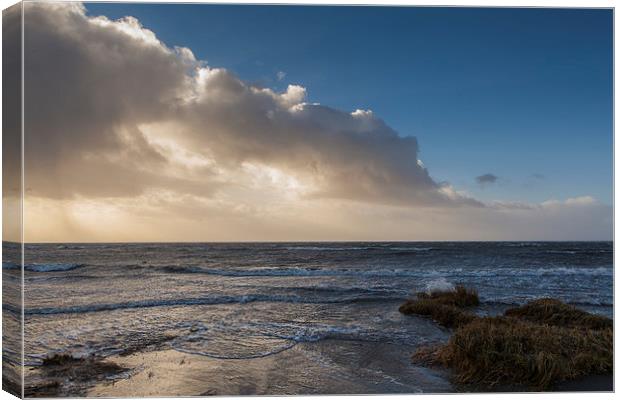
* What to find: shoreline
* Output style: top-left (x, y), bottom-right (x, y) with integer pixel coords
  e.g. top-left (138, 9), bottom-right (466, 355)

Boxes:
top-left (86, 340), bottom-right (453, 397)
top-left (21, 337), bottom-right (454, 397)
top-left (23, 331), bottom-right (613, 397)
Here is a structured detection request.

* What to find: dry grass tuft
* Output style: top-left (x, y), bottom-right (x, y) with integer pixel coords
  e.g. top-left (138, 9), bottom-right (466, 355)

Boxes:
top-left (504, 298), bottom-right (612, 330)
top-left (399, 285), bottom-right (479, 328)
top-left (437, 316), bottom-right (612, 390)
top-left (399, 299), bottom-right (477, 328)
top-left (400, 287), bottom-right (613, 390)
top-left (412, 344), bottom-right (445, 367)
top-left (41, 353), bottom-right (79, 366)
top-left (39, 353), bottom-right (127, 380)
top-left (26, 353), bottom-right (130, 397)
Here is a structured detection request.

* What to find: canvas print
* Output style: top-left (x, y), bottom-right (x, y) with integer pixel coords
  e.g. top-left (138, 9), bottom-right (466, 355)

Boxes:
top-left (2, 1), bottom-right (614, 397)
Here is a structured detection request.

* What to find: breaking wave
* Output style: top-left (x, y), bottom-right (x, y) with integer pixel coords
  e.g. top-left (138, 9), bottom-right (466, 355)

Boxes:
top-left (3, 262), bottom-right (86, 272)
top-left (25, 263), bottom-right (85, 272)
top-left (24, 292), bottom-right (398, 315)
top-left (188, 265), bottom-right (612, 278)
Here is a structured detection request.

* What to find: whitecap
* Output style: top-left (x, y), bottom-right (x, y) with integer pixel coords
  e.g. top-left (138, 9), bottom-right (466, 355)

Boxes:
top-left (25, 263), bottom-right (85, 272)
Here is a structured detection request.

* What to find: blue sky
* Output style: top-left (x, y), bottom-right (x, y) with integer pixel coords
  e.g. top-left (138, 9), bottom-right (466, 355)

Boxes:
top-left (85, 4), bottom-right (613, 206)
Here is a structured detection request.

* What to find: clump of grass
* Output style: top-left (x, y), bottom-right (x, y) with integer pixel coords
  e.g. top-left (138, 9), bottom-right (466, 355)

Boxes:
top-left (399, 299), bottom-right (477, 328)
top-left (41, 353), bottom-right (78, 366)
top-left (26, 353), bottom-right (130, 397)
top-left (399, 285), bottom-right (479, 328)
top-left (400, 287), bottom-right (613, 391)
top-left (43, 353), bottom-right (127, 380)
top-left (417, 285), bottom-right (480, 307)
top-left (412, 344), bottom-right (444, 367)
top-left (505, 298), bottom-right (612, 330)
top-left (24, 381), bottom-right (61, 398)
top-left (437, 316), bottom-right (612, 390)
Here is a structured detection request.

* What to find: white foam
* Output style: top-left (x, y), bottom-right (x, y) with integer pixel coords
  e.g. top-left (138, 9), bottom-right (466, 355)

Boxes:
top-left (424, 277), bottom-right (454, 295)
top-left (2, 261), bottom-right (19, 270)
top-left (25, 263), bottom-right (84, 272)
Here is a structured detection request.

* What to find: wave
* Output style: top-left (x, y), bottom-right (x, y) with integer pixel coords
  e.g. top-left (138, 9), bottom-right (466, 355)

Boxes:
top-left (25, 289), bottom-right (611, 317)
top-left (545, 249), bottom-right (613, 255)
top-left (424, 277), bottom-right (455, 294)
top-left (188, 265), bottom-right (612, 278)
top-left (4, 262), bottom-right (86, 272)
top-left (159, 265), bottom-right (203, 274)
top-left (170, 321), bottom-right (409, 360)
top-left (531, 266), bottom-right (612, 277)
top-left (261, 322), bottom-right (365, 343)
top-left (283, 245), bottom-right (386, 251)
top-left (283, 245), bottom-right (433, 252)
top-left (56, 245), bottom-right (86, 250)
top-left (172, 341), bottom-right (296, 360)
top-left (388, 247), bottom-right (433, 252)
top-left (25, 263), bottom-right (85, 272)
top-left (2, 261), bottom-right (19, 270)
top-left (194, 266), bottom-right (428, 278)
top-left (24, 293), bottom-right (399, 315)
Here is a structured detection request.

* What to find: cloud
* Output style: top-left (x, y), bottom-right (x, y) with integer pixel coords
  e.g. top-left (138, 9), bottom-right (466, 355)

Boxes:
top-left (20, 2), bottom-right (479, 208)
top-left (24, 192), bottom-right (611, 242)
top-left (542, 195), bottom-right (598, 208)
top-left (23, 2), bottom-right (202, 199)
top-left (491, 195), bottom-right (599, 211)
top-left (475, 173), bottom-right (499, 186)
top-left (276, 71), bottom-right (286, 81)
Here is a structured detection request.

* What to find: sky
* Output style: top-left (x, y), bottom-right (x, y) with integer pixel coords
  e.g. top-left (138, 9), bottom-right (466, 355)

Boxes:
top-left (6, 2), bottom-right (613, 242)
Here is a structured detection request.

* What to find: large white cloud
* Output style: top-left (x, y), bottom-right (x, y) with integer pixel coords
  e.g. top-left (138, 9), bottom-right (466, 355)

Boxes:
top-left (21, 2), bottom-right (479, 207)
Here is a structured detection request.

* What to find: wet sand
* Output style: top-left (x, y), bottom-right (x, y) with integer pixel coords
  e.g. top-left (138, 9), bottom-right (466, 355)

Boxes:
top-left (24, 336), bottom-right (613, 396)
top-left (87, 340), bottom-right (453, 397)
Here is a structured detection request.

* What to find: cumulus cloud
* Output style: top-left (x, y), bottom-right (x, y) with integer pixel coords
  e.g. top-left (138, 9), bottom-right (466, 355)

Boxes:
top-left (475, 173), bottom-right (499, 186)
top-left (20, 2), bottom-right (480, 208)
top-left (23, 2), bottom-right (200, 199)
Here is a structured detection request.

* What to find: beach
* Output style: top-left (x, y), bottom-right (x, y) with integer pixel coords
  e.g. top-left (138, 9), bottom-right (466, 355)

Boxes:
top-left (86, 340), bottom-right (452, 397)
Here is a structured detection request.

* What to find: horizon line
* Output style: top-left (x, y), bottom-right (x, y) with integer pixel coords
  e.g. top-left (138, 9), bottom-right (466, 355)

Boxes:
top-left (2, 239), bottom-right (613, 245)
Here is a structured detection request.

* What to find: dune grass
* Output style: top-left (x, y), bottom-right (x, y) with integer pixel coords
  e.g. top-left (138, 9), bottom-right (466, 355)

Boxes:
top-left (399, 285), bottom-right (479, 328)
top-left (26, 353), bottom-right (129, 397)
top-left (504, 298), bottom-right (612, 330)
top-left (399, 299), bottom-right (477, 328)
top-left (400, 286), bottom-right (613, 390)
top-left (41, 353), bottom-right (128, 381)
top-left (437, 316), bottom-right (612, 390)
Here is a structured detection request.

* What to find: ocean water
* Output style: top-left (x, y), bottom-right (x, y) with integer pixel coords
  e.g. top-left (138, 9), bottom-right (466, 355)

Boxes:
top-left (3, 241), bottom-right (614, 394)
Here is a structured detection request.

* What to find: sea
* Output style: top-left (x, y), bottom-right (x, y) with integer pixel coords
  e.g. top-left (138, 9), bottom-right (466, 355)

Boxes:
top-left (2, 241), bottom-right (614, 395)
